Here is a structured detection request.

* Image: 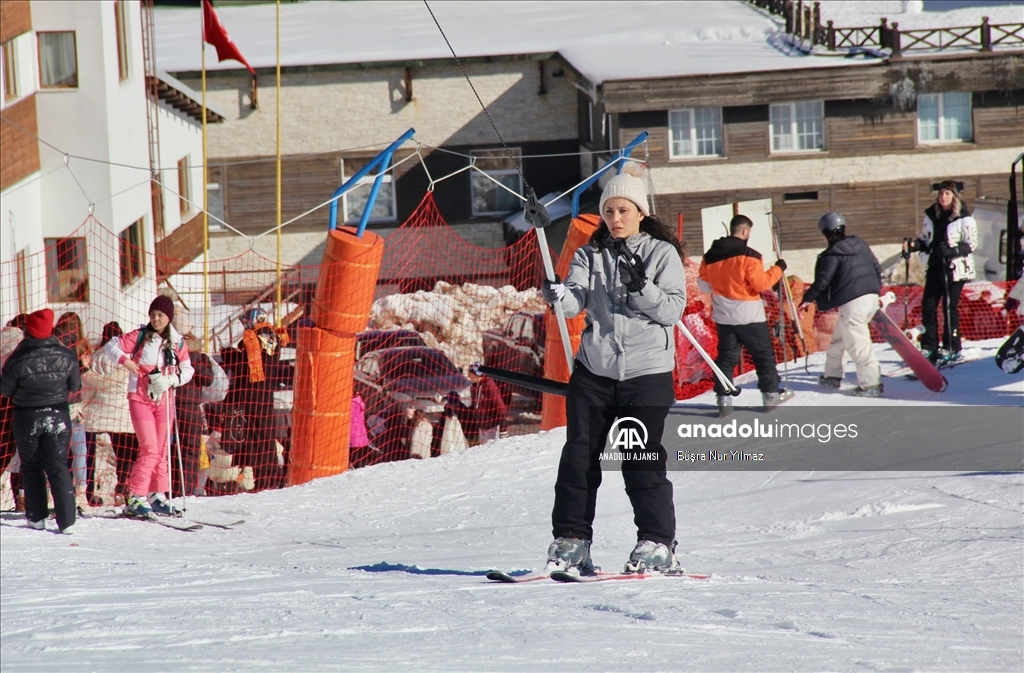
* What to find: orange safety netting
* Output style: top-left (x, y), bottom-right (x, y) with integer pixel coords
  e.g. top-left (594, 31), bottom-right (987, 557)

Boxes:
top-left (1, 196), bottom-right (1020, 508)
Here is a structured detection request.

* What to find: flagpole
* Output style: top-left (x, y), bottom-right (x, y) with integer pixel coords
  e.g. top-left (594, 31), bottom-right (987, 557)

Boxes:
top-left (275, 0), bottom-right (282, 326)
top-left (202, 5), bottom-right (210, 355)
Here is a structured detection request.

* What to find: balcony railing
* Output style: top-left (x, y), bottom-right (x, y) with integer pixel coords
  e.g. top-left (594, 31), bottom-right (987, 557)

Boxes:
top-left (749, 0), bottom-right (1023, 56)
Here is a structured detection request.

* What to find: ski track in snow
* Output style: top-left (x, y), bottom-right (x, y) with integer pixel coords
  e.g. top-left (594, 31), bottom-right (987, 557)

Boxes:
top-left (1, 344), bottom-right (1021, 671)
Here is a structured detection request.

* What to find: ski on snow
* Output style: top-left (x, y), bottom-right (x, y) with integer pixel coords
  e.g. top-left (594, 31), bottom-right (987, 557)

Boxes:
top-left (549, 570), bottom-right (710, 583)
top-left (486, 569), bottom-right (710, 583)
top-left (485, 570), bottom-right (552, 583)
top-left (188, 518), bottom-right (245, 529)
top-left (79, 511), bottom-right (203, 531)
top-left (80, 508), bottom-right (243, 530)
top-left (82, 512), bottom-right (205, 532)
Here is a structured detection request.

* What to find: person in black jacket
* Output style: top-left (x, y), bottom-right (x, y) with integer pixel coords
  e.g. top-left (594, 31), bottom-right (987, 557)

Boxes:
top-left (801, 212), bottom-right (884, 397)
top-left (0, 308), bottom-right (81, 533)
top-left (170, 312), bottom-right (213, 497)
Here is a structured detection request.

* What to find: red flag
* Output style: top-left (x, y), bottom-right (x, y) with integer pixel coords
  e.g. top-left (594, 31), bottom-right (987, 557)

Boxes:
top-left (203, 0), bottom-right (255, 75)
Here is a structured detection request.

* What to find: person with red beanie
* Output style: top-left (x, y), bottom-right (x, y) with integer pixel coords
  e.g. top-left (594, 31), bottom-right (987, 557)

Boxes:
top-left (103, 296), bottom-right (194, 518)
top-left (0, 308), bottom-right (81, 533)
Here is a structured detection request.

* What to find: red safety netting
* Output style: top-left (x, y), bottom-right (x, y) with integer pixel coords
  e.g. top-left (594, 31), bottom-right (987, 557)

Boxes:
top-left (2, 196), bottom-right (1019, 509)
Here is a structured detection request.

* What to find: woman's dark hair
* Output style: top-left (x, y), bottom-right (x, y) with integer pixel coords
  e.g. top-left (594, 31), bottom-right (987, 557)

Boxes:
top-left (100, 321), bottom-right (123, 347)
top-left (589, 213), bottom-right (687, 259)
top-left (6, 314), bottom-right (28, 330)
top-left (55, 312), bottom-right (91, 358)
top-left (131, 321), bottom-right (175, 362)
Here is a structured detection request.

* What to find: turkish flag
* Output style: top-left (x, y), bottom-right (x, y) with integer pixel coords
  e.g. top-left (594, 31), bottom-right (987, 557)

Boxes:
top-left (203, 0), bottom-right (255, 75)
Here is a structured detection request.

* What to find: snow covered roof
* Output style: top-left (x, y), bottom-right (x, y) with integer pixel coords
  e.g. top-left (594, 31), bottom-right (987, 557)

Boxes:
top-left (155, 0), bottom-right (882, 85)
top-left (155, 2), bottom-right (1022, 85)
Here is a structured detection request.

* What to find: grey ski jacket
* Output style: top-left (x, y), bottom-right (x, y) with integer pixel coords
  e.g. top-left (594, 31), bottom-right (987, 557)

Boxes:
top-left (557, 232), bottom-right (686, 381)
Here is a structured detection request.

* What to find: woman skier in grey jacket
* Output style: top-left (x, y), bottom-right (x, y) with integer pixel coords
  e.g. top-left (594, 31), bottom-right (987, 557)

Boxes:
top-left (540, 165), bottom-right (687, 576)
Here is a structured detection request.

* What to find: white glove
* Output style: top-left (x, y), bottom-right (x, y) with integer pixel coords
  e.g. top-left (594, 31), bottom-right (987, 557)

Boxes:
top-left (147, 373), bottom-right (179, 401)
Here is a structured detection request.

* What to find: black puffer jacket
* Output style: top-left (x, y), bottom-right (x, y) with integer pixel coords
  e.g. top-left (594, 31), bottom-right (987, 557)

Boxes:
top-left (802, 235), bottom-right (882, 312)
top-left (0, 336), bottom-right (81, 408)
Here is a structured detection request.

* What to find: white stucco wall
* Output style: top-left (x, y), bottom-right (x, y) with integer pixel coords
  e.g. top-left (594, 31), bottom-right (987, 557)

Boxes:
top-left (155, 100), bottom-right (204, 234)
top-left (28, 0), bottom-right (154, 334)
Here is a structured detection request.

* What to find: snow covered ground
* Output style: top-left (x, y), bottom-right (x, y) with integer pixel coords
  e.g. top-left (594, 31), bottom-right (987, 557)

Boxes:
top-left (2, 339), bottom-right (1022, 671)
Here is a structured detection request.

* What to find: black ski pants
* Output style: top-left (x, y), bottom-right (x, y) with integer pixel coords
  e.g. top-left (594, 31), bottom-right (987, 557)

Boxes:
top-left (714, 322), bottom-right (780, 394)
top-left (921, 267), bottom-right (966, 354)
top-left (13, 405), bottom-right (76, 530)
top-left (552, 362), bottom-right (676, 546)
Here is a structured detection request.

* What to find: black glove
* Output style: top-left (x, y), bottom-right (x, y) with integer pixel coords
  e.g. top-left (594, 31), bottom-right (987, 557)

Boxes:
top-left (941, 243), bottom-right (959, 259)
top-left (614, 245), bottom-right (648, 293)
top-left (774, 258), bottom-right (787, 271)
top-left (541, 276), bottom-right (565, 306)
top-left (1006, 298), bottom-right (1021, 314)
top-left (446, 390), bottom-right (461, 407)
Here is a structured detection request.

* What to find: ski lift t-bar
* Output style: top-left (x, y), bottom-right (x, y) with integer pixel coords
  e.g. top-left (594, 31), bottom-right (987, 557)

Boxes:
top-left (525, 186), bottom-right (575, 375)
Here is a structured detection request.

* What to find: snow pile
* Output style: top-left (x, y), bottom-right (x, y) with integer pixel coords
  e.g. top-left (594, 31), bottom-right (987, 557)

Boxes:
top-left (368, 281), bottom-right (546, 369)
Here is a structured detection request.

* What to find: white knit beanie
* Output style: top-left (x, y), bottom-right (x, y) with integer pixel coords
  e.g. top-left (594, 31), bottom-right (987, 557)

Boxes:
top-left (599, 167), bottom-right (650, 217)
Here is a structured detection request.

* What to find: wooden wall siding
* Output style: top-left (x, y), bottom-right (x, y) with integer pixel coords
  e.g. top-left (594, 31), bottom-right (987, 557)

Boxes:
top-left (830, 182), bottom-right (919, 246)
top-left (825, 112), bottom-right (917, 156)
top-left (156, 211), bottom-right (206, 279)
top-left (0, 94), bottom-right (39, 190)
top-left (617, 125), bottom-right (668, 162)
top-left (622, 90), bottom-right (1021, 169)
top-left (223, 154), bottom-right (344, 234)
top-left (651, 172), bottom-right (1012, 253)
top-left (0, 1), bottom-right (31, 43)
top-left (601, 54), bottom-right (1024, 112)
top-left (973, 103), bottom-right (1024, 147)
top-left (215, 139), bottom-right (580, 234)
top-left (724, 121), bottom-right (767, 160)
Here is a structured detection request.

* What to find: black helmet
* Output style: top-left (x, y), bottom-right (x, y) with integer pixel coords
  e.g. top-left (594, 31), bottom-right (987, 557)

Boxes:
top-left (817, 212), bottom-right (846, 234)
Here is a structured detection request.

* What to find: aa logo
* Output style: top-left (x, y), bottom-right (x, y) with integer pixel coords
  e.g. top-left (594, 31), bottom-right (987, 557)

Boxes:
top-left (608, 417), bottom-right (649, 451)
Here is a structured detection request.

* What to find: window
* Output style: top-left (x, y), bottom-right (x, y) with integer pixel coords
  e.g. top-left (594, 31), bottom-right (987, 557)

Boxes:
top-left (119, 219), bottom-right (145, 287)
top-left (114, 0), bottom-right (130, 81)
top-left (770, 101), bottom-right (824, 152)
top-left (918, 92), bottom-right (972, 143)
top-left (783, 191), bottom-right (819, 202)
top-left (45, 237), bottom-right (88, 303)
top-left (16, 248), bottom-right (29, 314)
top-left (340, 157), bottom-right (397, 224)
top-left (669, 107), bottom-right (723, 158)
top-left (587, 100), bottom-right (594, 145)
top-left (470, 148), bottom-right (522, 216)
top-left (604, 113), bottom-right (616, 151)
top-left (177, 156), bottom-right (191, 215)
top-left (3, 39), bottom-right (18, 100)
top-left (38, 32), bottom-right (78, 88)
top-left (207, 181), bottom-right (225, 228)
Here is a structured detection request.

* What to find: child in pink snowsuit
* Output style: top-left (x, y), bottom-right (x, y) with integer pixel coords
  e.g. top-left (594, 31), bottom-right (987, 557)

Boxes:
top-left (104, 296), bottom-right (193, 517)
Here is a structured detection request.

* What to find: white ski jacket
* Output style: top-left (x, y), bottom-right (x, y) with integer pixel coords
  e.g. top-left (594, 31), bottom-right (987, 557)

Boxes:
top-left (918, 206), bottom-right (978, 283)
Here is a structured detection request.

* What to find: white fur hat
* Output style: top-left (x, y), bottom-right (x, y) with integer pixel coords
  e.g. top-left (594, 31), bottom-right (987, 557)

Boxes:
top-left (599, 164), bottom-right (650, 217)
top-left (173, 310), bottom-right (193, 337)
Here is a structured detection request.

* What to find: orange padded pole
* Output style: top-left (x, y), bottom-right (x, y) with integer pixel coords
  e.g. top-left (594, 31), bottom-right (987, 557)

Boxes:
top-left (289, 226), bottom-right (383, 485)
top-left (540, 214), bottom-right (601, 430)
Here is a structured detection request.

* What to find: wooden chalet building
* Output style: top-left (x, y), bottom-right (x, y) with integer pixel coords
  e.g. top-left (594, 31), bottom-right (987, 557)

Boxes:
top-left (571, 4), bottom-right (1024, 256)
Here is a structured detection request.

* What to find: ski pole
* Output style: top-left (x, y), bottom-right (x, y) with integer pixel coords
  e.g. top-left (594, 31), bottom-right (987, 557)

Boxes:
top-left (524, 186), bottom-right (574, 376)
top-left (770, 215), bottom-right (809, 372)
top-left (902, 238), bottom-right (912, 331)
top-left (675, 320), bottom-right (739, 395)
top-left (172, 390), bottom-right (187, 511)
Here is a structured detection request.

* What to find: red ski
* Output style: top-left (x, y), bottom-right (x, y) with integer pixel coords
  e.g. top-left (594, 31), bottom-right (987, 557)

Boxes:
top-left (872, 292), bottom-right (947, 392)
